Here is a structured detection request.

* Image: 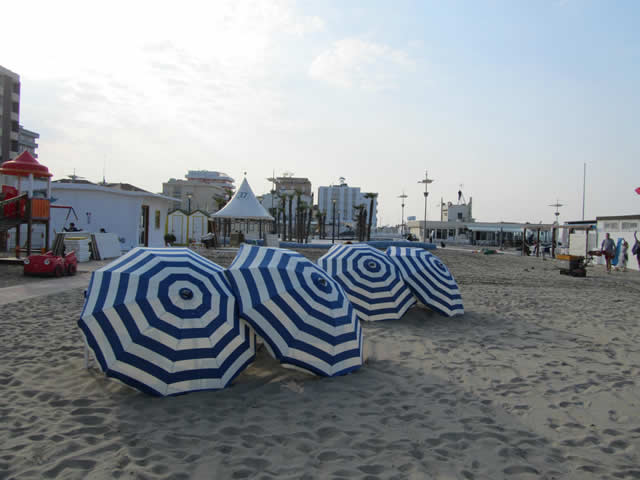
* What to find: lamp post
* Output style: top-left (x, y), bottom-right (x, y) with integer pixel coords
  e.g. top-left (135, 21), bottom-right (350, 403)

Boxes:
top-left (398, 191), bottom-right (408, 236)
top-left (186, 193), bottom-right (192, 245)
top-left (418, 171), bottom-right (433, 242)
top-left (332, 199), bottom-right (336, 244)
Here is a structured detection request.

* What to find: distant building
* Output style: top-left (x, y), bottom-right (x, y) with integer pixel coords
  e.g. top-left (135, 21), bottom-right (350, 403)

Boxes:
top-left (317, 178), bottom-right (377, 228)
top-left (271, 175), bottom-right (312, 196)
top-left (0, 65), bottom-right (20, 164)
top-left (440, 197), bottom-right (473, 222)
top-left (162, 170), bottom-right (234, 214)
top-left (18, 125), bottom-right (39, 158)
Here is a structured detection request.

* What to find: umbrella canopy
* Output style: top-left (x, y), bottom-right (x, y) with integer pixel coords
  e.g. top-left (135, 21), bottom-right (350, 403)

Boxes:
top-left (317, 244), bottom-right (415, 321)
top-left (385, 246), bottom-right (464, 317)
top-left (225, 244), bottom-right (363, 377)
top-left (78, 248), bottom-right (255, 396)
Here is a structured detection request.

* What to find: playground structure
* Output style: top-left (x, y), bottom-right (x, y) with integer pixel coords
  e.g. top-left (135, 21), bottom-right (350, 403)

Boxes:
top-left (0, 151), bottom-right (53, 258)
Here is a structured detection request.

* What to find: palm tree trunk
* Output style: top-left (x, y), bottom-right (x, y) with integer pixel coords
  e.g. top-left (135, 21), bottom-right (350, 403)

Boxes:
top-left (281, 198), bottom-right (286, 240)
top-left (288, 196), bottom-right (293, 242)
top-left (367, 197), bottom-right (375, 241)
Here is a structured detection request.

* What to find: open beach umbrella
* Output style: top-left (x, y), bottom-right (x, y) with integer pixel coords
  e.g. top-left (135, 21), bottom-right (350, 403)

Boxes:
top-left (385, 246), bottom-right (464, 317)
top-left (225, 245), bottom-right (363, 377)
top-left (317, 244), bottom-right (416, 321)
top-left (78, 247), bottom-right (255, 396)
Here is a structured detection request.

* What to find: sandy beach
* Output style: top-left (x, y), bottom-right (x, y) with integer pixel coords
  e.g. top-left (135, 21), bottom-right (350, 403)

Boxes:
top-left (1, 248), bottom-right (639, 479)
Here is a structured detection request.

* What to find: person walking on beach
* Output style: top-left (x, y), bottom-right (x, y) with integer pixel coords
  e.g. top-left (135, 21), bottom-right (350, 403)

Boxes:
top-left (616, 239), bottom-right (629, 272)
top-left (633, 232), bottom-right (640, 270)
top-left (601, 233), bottom-right (616, 273)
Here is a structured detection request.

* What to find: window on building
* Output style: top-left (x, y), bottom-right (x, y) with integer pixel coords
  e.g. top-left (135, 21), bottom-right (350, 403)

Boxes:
top-left (457, 212), bottom-right (463, 220)
top-left (11, 120), bottom-right (18, 132)
top-left (603, 221), bottom-right (619, 231)
top-left (621, 221), bottom-right (638, 231)
top-left (10, 140), bottom-right (19, 152)
top-left (12, 102), bottom-right (19, 114)
top-left (155, 210), bottom-right (161, 229)
top-left (13, 82), bottom-right (20, 94)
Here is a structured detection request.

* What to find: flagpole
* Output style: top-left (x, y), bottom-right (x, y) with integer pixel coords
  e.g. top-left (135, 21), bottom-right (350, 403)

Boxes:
top-left (582, 163), bottom-right (586, 221)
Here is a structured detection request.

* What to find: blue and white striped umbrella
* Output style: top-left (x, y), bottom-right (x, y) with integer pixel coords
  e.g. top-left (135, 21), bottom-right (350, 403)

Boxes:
top-left (318, 244), bottom-right (415, 321)
top-left (78, 248), bottom-right (255, 396)
top-left (225, 245), bottom-right (363, 377)
top-left (385, 246), bottom-right (464, 317)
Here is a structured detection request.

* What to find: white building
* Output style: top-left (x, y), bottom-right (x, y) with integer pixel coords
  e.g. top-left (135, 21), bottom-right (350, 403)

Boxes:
top-left (441, 198), bottom-right (473, 222)
top-left (49, 182), bottom-right (175, 250)
top-left (317, 180), bottom-right (377, 228)
top-left (596, 215), bottom-right (640, 271)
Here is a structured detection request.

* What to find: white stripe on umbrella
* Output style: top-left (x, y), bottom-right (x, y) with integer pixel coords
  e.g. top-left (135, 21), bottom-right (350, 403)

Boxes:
top-left (78, 247), bottom-right (256, 396)
top-left (318, 244), bottom-right (416, 321)
top-left (385, 246), bottom-right (464, 317)
top-left (225, 245), bottom-right (363, 377)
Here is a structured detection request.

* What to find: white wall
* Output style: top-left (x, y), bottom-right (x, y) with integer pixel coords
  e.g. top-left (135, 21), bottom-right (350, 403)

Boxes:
top-left (50, 186), bottom-right (171, 251)
top-left (145, 196), bottom-right (171, 248)
top-left (596, 218), bottom-right (640, 271)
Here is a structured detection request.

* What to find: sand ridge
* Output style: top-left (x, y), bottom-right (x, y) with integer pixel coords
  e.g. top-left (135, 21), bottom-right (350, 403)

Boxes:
top-left (1, 248), bottom-right (639, 479)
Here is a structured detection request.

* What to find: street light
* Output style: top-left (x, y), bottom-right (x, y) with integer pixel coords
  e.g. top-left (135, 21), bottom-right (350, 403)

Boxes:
top-left (418, 171), bottom-right (434, 242)
top-left (332, 199), bottom-right (336, 244)
top-left (398, 191), bottom-right (408, 236)
top-left (186, 192), bottom-right (193, 245)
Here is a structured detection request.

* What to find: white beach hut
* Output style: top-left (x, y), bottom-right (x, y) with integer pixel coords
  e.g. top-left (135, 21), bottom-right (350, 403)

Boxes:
top-left (166, 209), bottom-right (211, 245)
top-left (166, 209), bottom-right (188, 244)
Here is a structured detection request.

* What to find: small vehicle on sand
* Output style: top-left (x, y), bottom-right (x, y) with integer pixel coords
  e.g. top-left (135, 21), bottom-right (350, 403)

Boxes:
top-left (23, 251), bottom-right (78, 277)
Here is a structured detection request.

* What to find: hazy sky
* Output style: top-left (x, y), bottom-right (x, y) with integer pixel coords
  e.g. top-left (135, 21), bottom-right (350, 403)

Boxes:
top-left (4, 0), bottom-right (639, 225)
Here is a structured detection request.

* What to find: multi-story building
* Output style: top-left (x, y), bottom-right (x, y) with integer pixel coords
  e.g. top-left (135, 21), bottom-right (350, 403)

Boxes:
top-left (317, 178), bottom-right (378, 228)
top-left (162, 170), bottom-right (235, 214)
top-left (18, 125), bottom-right (39, 158)
top-left (270, 175), bottom-right (312, 196)
top-left (0, 65), bottom-right (21, 164)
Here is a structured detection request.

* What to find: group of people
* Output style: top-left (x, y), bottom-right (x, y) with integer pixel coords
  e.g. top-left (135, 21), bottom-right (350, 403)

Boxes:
top-left (601, 231), bottom-right (640, 273)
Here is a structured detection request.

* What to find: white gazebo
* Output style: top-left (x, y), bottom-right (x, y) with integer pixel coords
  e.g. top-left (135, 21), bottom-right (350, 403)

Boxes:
top-left (212, 177), bottom-right (274, 242)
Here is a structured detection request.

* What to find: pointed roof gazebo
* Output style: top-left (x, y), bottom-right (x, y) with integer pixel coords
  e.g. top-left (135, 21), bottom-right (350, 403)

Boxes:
top-left (213, 177), bottom-right (274, 221)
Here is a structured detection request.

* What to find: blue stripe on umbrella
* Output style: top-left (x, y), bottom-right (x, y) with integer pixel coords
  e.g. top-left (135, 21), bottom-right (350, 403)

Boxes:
top-left (318, 244), bottom-right (415, 321)
top-left (385, 246), bottom-right (464, 317)
top-left (225, 245), bottom-right (363, 377)
top-left (78, 247), bottom-right (256, 396)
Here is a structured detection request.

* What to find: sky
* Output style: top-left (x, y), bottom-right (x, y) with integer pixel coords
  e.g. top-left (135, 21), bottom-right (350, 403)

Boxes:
top-left (3, 0), bottom-right (639, 225)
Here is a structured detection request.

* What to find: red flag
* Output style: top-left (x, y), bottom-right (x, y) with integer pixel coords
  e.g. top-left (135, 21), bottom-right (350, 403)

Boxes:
top-left (636, 187), bottom-right (640, 195)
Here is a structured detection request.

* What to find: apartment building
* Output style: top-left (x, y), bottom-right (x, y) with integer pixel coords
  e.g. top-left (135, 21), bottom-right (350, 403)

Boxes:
top-left (0, 65), bottom-right (20, 164)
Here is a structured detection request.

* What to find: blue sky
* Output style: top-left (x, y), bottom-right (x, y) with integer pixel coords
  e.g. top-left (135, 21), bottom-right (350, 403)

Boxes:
top-left (4, 0), bottom-right (639, 225)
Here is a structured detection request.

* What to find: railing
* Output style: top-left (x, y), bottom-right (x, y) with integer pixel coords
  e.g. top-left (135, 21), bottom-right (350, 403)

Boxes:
top-left (0, 193), bottom-right (28, 221)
